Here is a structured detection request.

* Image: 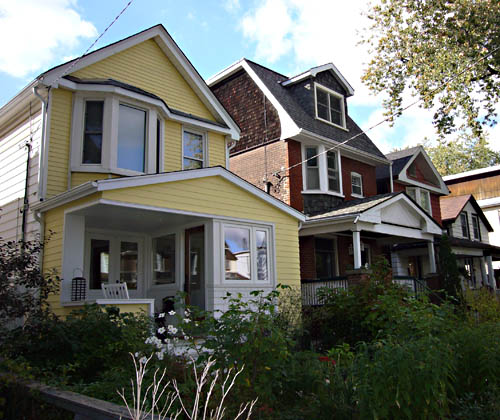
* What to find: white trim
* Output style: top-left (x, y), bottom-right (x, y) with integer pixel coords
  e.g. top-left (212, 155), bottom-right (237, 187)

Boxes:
top-left (406, 186), bottom-right (432, 216)
top-left (443, 165), bottom-right (500, 181)
top-left (314, 82), bottom-right (347, 130)
top-left (207, 59), bottom-right (300, 140)
top-left (32, 167), bottom-right (305, 221)
top-left (39, 25), bottom-right (240, 141)
top-left (279, 63), bottom-right (354, 96)
top-left (396, 146), bottom-right (449, 195)
top-left (351, 172), bottom-right (363, 198)
top-left (301, 144), bottom-right (343, 195)
top-left (477, 197), bottom-right (500, 208)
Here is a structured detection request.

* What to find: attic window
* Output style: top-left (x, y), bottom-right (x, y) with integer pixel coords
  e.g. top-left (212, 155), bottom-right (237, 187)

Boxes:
top-left (314, 83), bottom-right (346, 129)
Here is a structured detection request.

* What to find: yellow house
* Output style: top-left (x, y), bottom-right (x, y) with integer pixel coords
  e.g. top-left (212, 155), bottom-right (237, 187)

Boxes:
top-left (0, 25), bottom-right (304, 317)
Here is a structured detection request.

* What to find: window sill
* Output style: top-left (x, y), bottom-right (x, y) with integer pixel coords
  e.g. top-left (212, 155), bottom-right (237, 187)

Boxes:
top-left (302, 190), bottom-right (345, 198)
top-left (351, 193), bottom-right (364, 199)
top-left (71, 165), bottom-right (147, 177)
top-left (314, 116), bottom-right (349, 132)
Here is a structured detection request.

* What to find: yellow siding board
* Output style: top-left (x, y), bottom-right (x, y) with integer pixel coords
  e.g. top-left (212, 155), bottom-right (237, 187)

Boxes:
top-left (102, 176), bottom-right (300, 289)
top-left (46, 89), bottom-right (72, 197)
top-left (209, 132), bottom-right (226, 167)
top-left (71, 172), bottom-right (112, 188)
top-left (71, 39), bottom-right (215, 122)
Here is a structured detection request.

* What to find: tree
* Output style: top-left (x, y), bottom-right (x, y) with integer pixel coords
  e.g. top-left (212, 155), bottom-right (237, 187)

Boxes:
top-left (361, 0), bottom-right (500, 139)
top-left (425, 134), bottom-right (500, 175)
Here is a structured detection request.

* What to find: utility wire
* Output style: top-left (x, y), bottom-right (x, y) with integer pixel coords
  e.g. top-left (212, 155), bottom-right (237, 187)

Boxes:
top-left (49, 0), bottom-right (135, 87)
top-left (272, 44), bottom-right (500, 179)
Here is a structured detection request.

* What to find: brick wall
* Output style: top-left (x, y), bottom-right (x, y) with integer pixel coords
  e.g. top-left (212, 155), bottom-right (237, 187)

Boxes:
top-left (288, 140), bottom-right (304, 211)
top-left (431, 193), bottom-right (442, 224)
top-left (341, 156), bottom-right (377, 200)
top-left (211, 70), bottom-right (281, 154)
top-left (299, 236), bottom-right (316, 279)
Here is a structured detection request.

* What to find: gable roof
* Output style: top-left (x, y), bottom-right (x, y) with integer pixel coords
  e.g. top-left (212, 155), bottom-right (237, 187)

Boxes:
top-left (440, 194), bottom-right (493, 231)
top-left (378, 145), bottom-right (449, 195)
top-left (0, 24), bottom-right (240, 140)
top-left (207, 59), bottom-right (388, 163)
top-left (31, 166), bottom-right (305, 221)
top-left (443, 164), bottom-right (500, 183)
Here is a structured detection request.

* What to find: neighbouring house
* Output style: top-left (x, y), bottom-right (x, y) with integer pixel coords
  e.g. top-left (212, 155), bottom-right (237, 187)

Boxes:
top-left (376, 146), bottom-right (450, 278)
top-left (0, 25), bottom-right (304, 317)
top-left (443, 165), bottom-right (500, 273)
top-left (208, 60), bottom-right (442, 289)
top-left (439, 194), bottom-right (498, 290)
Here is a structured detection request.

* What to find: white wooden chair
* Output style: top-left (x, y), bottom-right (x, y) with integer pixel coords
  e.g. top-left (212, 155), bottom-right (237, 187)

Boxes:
top-left (101, 282), bottom-right (130, 299)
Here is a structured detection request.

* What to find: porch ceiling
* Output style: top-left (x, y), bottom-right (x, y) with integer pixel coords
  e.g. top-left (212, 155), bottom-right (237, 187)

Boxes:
top-left (71, 203), bottom-right (207, 233)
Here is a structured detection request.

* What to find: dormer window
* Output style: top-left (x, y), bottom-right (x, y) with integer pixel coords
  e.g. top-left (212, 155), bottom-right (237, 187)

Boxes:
top-left (302, 145), bottom-right (343, 196)
top-left (314, 83), bottom-right (346, 129)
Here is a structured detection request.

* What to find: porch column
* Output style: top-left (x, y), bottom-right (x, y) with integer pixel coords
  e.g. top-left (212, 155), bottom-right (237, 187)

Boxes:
top-left (61, 214), bottom-right (85, 302)
top-left (427, 240), bottom-right (437, 273)
top-left (480, 257), bottom-right (488, 287)
top-left (487, 256), bottom-right (496, 291)
top-left (352, 230), bottom-right (362, 269)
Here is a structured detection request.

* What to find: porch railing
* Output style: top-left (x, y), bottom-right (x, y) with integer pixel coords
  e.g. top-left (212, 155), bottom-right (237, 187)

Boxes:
top-left (301, 277), bottom-right (348, 306)
top-left (301, 276), bottom-right (428, 306)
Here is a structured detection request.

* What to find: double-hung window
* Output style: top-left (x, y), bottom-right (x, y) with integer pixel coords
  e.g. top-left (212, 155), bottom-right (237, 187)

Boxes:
top-left (315, 84), bottom-right (346, 129)
top-left (117, 104), bottom-right (146, 172)
top-left (327, 151), bottom-right (340, 192)
top-left (471, 214), bottom-right (481, 241)
top-left (460, 212), bottom-right (470, 238)
top-left (406, 187), bottom-right (432, 215)
top-left (351, 172), bottom-right (363, 197)
top-left (83, 101), bottom-right (104, 164)
top-left (303, 145), bottom-right (342, 195)
top-left (224, 224), bottom-right (271, 282)
top-left (183, 129), bottom-right (206, 169)
top-left (305, 147), bottom-right (320, 190)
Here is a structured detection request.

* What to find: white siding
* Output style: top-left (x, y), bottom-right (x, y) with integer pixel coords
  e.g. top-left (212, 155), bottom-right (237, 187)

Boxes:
top-left (448, 202), bottom-right (489, 244)
top-left (0, 105), bottom-right (42, 242)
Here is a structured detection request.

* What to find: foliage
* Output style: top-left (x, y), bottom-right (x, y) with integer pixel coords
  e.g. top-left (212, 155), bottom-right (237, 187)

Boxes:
top-left (425, 135), bottom-right (500, 176)
top-left (438, 235), bottom-right (463, 303)
top-left (0, 236), bottom-right (59, 330)
top-left (361, 0), bottom-right (500, 141)
top-left (465, 288), bottom-right (500, 324)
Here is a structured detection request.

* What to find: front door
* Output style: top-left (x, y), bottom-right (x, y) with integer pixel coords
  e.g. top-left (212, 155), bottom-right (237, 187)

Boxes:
top-left (184, 226), bottom-right (205, 310)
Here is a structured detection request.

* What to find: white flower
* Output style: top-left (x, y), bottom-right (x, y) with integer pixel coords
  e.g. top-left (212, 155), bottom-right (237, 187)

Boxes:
top-left (183, 318), bottom-right (191, 323)
top-left (139, 356), bottom-right (147, 365)
top-left (184, 335), bottom-right (191, 340)
top-left (184, 309), bottom-right (190, 316)
top-left (158, 312), bottom-right (165, 318)
top-left (156, 351), bottom-right (164, 360)
top-left (134, 352), bottom-right (140, 358)
top-left (167, 325), bottom-right (178, 335)
top-left (168, 310), bottom-right (176, 316)
top-left (158, 327), bottom-right (166, 334)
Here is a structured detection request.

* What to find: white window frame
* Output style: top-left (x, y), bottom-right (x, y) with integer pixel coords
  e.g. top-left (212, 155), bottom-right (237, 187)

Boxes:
top-left (84, 230), bottom-right (144, 300)
top-left (222, 222), bottom-right (273, 285)
top-left (314, 82), bottom-right (347, 130)
top-left (301, 144), bottom-right (344, 197)
top-left (406, 187), bottom-right (432, 216)
top-left (351, 172), bottom-right (363, 198)
top-left (460, 212), bottom-right (470, 239)
top-left (71, 92), bottom-right (163, 176)
top-left (181, 126), bottom-right (208, 170)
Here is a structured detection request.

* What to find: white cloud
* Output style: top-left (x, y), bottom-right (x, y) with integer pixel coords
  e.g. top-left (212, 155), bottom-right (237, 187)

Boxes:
top-left (224, 0), bottom-right (241, 13)
top-left (0, 0), bottom-right (97, 78)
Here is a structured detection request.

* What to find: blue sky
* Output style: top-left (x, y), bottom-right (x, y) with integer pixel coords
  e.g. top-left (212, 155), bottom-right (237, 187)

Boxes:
top-left (1, 0), bottom-right (496, 153)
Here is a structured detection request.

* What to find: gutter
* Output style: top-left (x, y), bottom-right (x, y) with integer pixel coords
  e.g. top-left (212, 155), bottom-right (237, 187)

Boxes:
top-left (31, 181), bottom-right (98, 213)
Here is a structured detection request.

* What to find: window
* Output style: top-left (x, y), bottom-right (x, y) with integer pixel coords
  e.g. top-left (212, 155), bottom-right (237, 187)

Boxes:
top-left (117, 104), bottom-right (146, 172)
top-left (89, 239), bottom-right (109, 289)
top-left (315, 84), bottom-right (345, 128)
top-left (408, 163), bottom-right (416, 177)
top-left (153, 234), bottom-right (176, 285)
top-left (224, 225), bottom-right (271, 282)
top-left (351, 172), bottom-right (363, 197)
top-left (71, 93), bottom-right (165, 176)
top-left (471, 214), bottom-right (481, 241)
top-left (305, 147), bottom-right (320, 189)
top-left (315, 238), bottom-right (336, 279)
top-left (302, 145), bottom-right (343, 195)
top-left (83, 101), bottom-right (104, 164)
top-left (460, 212), bottom-right (470, 238)
top-left (183, 129), bottom-right (205, 169)
top-left (406, 187), bottom-right (432, 215)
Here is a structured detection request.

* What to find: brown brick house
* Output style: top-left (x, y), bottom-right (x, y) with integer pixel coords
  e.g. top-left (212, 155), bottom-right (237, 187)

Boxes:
top-left (208, 60), bottom-right (442, 282)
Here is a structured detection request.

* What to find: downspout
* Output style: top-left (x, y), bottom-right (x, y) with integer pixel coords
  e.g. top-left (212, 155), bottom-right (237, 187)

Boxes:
top-left (389, 163), bottom-right (394, 193)
top-left (226, 136), bottom-right (237, 170)
top-left (33, 85), bottom-right (48, 201)
top-left (20, 141), bottom-right (31, 242)
top-left (33, 210), bottom-right (45, 271)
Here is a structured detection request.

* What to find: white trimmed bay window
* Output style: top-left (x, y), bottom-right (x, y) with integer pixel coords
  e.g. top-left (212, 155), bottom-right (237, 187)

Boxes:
top-left (223, 224), bottom-right (271, 283)
top-left (302, 144), bottom-right (343, 196)
top-left (71, 93), bottom-right (164, 175)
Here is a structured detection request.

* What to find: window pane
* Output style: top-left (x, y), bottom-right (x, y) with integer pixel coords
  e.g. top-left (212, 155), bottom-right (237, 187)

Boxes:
top-left (83, 101), bottom-right (103, 164)
top-left (352, 174), bottom-right (362, 196)
top-left (461, 213), bottom-right (469, 238)
top-left (183, 131), bottom-right (204, 161)
top-left (472, 215), bottom-right (480, 240)
top-left (89, 239), bottom-right (109, 289)
top-left (117, 104), bottom-right (146, 172)
top-left (307, 168), bottom-right (320, 189)
top-left (256, 230), bottom-right (268, 281)
top-left (306, 147), bottom-right (318, 167)
top-left (407, 188), bottom-right (416, 201)
top-left (225, 227), bottom-right (251, 280)
top-left (120, 241), bottom-right (138, 289)
top-left (183, 158), bottom-right (203, 170)
top-left (327, 151), bottom-right (339, 192)
top-left (316, 89), bottom-right (329, 120)
top-left (153, 234), bottom-right (175, 285)
top-left (420, 191), bottom-right (430, 212)
top-left (329, 95), bottom-right (342, 125)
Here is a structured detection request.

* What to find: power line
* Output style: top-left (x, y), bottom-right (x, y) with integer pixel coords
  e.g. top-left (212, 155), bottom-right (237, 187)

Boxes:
top-left (49, 0), bottom-right (135, 88)
top-left (272, 44), bottom-right (500, 179)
